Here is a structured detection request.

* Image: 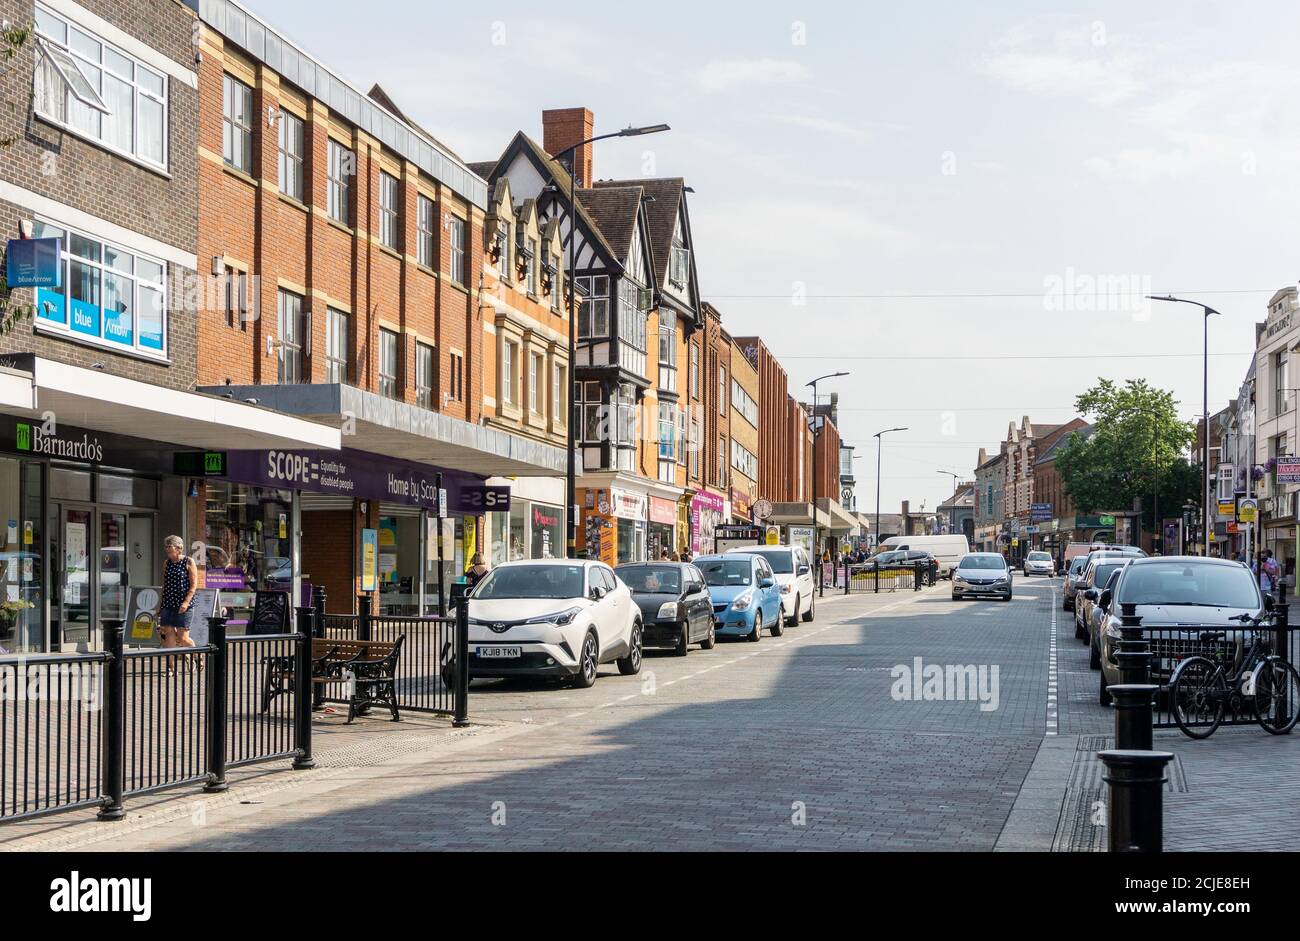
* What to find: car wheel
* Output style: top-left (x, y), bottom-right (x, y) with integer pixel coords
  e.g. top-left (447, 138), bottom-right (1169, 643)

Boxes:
top-left (1002, 593), bottom-right (1011, 602)
top-left (785, 595), bottom-right (800, 628)
top-left (1089, 636), bottom-right (1101, 670)
top-left (951, 593), bottom-right (959, 601)
top-left (674, 620), bottom-right (690, 657)
top-left (617, 621), bottom-right (643, 675)
top-left (748, 612), bottom-right (762, 642)
top-left (770, 608), bottom-right (785, 637)
top-left (699, 621), bottom-right (716, 650)
top-left (1099, 668), bottom-right (1112, 706)
top-left (572, 631), bottom-right (599, 689)
top-left (802, 593), bottom-right (815, 622)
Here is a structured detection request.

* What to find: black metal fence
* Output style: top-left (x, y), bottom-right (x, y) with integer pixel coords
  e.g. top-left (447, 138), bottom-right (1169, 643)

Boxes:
top-left (317, 594), bottom-right (467, 719)
top-left (1146, 621), bottom-right (1300, 729)
top-left (0, 613), bottom-right (314, 825)
top-left (842, 563), bottom-right (927, 594)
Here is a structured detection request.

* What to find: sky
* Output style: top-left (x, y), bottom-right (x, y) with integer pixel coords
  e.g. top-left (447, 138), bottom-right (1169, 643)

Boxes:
top-left (257, 0), bottom-right (1300, 514)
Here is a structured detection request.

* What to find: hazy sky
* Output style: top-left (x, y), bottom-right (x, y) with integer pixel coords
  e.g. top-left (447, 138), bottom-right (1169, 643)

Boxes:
top-left (259, 0), bottom-right (1299, 513)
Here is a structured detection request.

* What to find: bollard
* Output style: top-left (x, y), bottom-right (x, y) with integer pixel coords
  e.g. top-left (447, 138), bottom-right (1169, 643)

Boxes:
top-left (844, 565), bottom-right (850, 595)
top-left (292, 605), bottom-right (316, 770)
top-left (1115, 602), bottom-right (1151, 687)
top-left (311, 586), bottom-right (327, 710)
top-left (1275, 598), bottom-right (1290, 669)
top-left (914, 563), bottom-right (922, 592)
top-left (1108, 684), bottom-right (1159, 751)
top-left (203, 616), bottom-right (230, 793)
top-left (452, 600), bottom-right (470, 727)
top-left (357, 592), bottom-right (373, 641)
top-left (874, 566), bottom-right (880, 594)
top-left (1097, 749), bottom-right (1175, 852)
top-left (97, 619), bottom-right (126, 821)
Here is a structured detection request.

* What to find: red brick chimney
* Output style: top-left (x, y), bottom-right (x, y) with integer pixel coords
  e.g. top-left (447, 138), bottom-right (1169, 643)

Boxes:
top-left (542, 107), bottom-right (594, 188)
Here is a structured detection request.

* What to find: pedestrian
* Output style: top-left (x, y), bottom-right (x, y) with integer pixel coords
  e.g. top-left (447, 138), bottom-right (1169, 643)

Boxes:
top-left (682, 551), bottom-right (693, 564)
top-left (464, 554), bottom-right (489, 590)
top-left (1254, 549), bottom-right (1281, 596)
top-left (660, 547), bottom-right (671, 561)
top-left (670, 550), bottom-right (680, 561)
top-left (159, 535), bottom-right (199, 673)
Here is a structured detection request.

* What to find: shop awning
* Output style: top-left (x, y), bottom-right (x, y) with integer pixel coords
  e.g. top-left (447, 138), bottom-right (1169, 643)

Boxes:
top-left (1, 357), bottom-right (340, 451)
top-left (200, 383), bottom-right (566, 478)
top-left (766, 499), bottom-right (859, 535)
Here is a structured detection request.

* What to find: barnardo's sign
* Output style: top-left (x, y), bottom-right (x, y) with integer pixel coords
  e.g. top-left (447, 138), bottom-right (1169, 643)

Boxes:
top-left (224, 448), bottom-right (491, 512)
top-left (0, 415), bottom-right (175, 473)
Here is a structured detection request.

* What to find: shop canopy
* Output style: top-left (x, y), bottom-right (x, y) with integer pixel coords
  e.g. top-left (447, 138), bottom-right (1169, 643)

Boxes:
top-left (767, 498), bottom-right (859, 535)
top-left (201, 383), bottom-right (566, 478)
top-left (0, 357), bottom-right (340, 451)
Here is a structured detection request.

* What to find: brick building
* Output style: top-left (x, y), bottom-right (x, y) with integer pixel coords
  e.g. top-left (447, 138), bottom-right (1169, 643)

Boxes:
top-left (186, 0), bottom-right (562, 615)
top-left (726, 330), bottom-right (759, 521)
top-left (0, 0), bottom-right (337, 653)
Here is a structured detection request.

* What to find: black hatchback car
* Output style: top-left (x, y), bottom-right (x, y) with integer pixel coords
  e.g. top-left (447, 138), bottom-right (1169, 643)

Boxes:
top-left (616, 562), bottom-right (716, 655)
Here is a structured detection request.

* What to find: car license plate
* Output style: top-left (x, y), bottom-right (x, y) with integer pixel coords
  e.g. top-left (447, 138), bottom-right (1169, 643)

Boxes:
top-left (476, 646), bottom-right (521, 659)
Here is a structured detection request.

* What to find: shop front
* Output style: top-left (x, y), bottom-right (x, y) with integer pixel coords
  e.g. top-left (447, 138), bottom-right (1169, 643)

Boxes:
top-left (484, 476), bottom-right (566, 566)
top-left (689, 489), bottom-right (725, 556)
top-left (648, 496), bottom-right (676, 559)
top-left (579, 486), bottom-right (648, 564)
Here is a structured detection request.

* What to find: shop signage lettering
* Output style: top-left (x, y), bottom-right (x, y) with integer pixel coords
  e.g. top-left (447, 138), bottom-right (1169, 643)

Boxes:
top-left (649, 497), bottom-right (676, 526)
top-left (459, 485), bottom-right (511, 513)
top-left (16, 423), bottom-right (105, 462)
top-left (533, 506), bottom-right (558, 527)
top-left (5, 237), bottom-right (61, 288)
top-left (1276, 457), bottom-right (1300, 484)
top-left (610, 488), bottom-right (648, 521)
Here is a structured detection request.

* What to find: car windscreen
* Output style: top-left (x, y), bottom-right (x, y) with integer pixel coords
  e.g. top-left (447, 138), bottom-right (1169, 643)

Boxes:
top-left (698, 559), bottom-right (753, 586)
top-left (871, 551), bottom-right (906, 564)
top-left (959, 556), bottom-right (1006, 570)
top-left (740, 550), bottom-right (793, 573)
top-left (473, 564), bottom-right (585, 600)
top-left (1070, 559), bottom-right (1087, 575)
top-left (1027, 552), bottom-right (1051, 561)
top-left (617, 566), bottom-right (680, 594)
top-left (1117, 563), bottom-right (1260, 609)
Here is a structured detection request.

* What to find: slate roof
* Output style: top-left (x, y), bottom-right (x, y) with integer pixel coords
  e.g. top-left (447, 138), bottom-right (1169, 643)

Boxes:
top-left (575, 185), bottom-right (645, 265)
top-left (594, 177), bottom-right (684, 289)
top-left (1034, 423), bottom-right (1093, 465)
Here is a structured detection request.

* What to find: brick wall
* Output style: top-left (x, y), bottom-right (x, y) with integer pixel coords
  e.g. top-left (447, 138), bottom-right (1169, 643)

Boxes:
top-left (301, 508), bottom-right (354, 614)
top-left (0, 0), bottom-right (199, 390)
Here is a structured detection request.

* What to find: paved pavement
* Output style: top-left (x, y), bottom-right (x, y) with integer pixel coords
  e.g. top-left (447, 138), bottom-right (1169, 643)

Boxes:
top-left (3, 575), bottom-right (1297, 851)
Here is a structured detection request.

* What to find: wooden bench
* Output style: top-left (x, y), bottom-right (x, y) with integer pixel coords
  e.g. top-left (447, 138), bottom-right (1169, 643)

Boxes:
top-left (262, 635), bottom-right (406, 723)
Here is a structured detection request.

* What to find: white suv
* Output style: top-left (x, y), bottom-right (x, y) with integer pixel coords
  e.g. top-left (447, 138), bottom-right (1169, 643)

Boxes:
top-left (466, 559), bottom-right (642, 688)
top-left (726, 545), bottom-right (816, 627)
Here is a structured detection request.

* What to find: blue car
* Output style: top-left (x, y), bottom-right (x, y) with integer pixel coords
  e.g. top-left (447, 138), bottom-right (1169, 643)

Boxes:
top-left (694, 553), bottom-right (783, 641)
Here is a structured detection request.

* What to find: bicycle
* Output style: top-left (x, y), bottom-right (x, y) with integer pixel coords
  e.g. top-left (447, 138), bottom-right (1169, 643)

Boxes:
top-left (1168, 614), bottom-right (1300, 739)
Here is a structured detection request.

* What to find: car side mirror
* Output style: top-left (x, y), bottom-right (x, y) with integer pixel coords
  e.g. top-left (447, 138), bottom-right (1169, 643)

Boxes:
top-left (797, 565), bottom-right (810, 576)
top-left (760, 577), bottom-right (774, 589)
top-left (1084, 589), bottom-right (1098, 601)
top-left (589, 585), bottom-right (606, 601)
top-left (1099, 589), bottom-right (1112, 610)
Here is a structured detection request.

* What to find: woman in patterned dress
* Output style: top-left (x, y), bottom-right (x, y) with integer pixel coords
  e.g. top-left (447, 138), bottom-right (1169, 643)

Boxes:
top-left (160, 535), bottom-right (199, 668)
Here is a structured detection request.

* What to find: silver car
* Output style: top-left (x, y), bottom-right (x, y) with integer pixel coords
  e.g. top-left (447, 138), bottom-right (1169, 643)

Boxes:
top-left (1097, 556), bottom-right (1266, 705)
top-left (1023, 551), bottom-right (1055, 577)
top-left (951, 553), bottom-right (1013, 601)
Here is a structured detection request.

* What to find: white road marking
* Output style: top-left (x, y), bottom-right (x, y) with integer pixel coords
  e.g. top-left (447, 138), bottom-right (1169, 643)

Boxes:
top-left (1046, 584), bottom-right (1059, 736)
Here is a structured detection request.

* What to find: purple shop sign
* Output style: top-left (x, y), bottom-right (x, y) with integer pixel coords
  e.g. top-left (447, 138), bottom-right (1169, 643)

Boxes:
top-left (222, 448), bottom-right (483, 511)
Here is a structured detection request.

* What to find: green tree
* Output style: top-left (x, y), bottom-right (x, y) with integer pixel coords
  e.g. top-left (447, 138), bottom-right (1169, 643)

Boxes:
top-left (1056, 379), bottom-right (1199, 536)
top-left (0, 21), bottom-right (34, 336)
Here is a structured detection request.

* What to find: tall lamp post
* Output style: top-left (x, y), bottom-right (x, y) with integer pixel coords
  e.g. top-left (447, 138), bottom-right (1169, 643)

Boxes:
top-left (557, 123), bottom-right (670, 558)
top-left (807, 371), bottom-right (849, 596)
top-left (937, 470), bottom-right (959, 535)
top-left (1148, 295), bottom-right (1220, 557)
top-left (874, 426), bottom-right (908, 553)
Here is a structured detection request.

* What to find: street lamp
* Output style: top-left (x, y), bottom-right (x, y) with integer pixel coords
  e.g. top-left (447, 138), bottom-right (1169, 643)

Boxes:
top-left (874, 426), bottom-right (908, 555)
top-left (559, 123), bottom-right (670, 558)
top-left (807, 371), bottom-right (849, 596)
top-left (1148, 295), bottom-right (1220, 557)
top-left (937, 470), bottom-right (959, 535)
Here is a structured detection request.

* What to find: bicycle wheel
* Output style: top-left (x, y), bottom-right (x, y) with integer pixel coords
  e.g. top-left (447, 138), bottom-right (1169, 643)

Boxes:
top-left (1170, 657), bottom-right (1227, 739)
top-left (1252, 658), bottom-right (1300, 735)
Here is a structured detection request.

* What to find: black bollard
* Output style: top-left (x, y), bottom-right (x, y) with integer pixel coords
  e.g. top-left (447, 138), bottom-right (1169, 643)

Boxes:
top-left (1107, 684), bottom-right (1159, 751)
top-left (293, 605), bottom-right (316, 770)
top-left (203, 616), bottom-right (230, 793)
top-left (96, 619), bottom-right (126, 821)
top-left (1097, 749), bottom-right (1175, 852)
top-left (1115, 601), bottom-right (1151, 686)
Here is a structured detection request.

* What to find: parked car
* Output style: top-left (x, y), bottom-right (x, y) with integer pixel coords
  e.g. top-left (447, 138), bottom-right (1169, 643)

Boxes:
top-left (1062, 556), bottom-right (1089, 611)
top-left (861, 549), bottom-right (909, 570)
top-left (950, 553), bottom-right (1013, 601)
top-left (1084, 566), bottom-right (1126, 668)
top-left (465, 559), bottom-right (641, 688)
top-left (694, 553), bottom-right (783, 641)
top-left (1075, 556), bottom-right (1134, 643)
top-left (1064, 542), bottom-right (1146, 565)
top-left (726, 544), bottom-right (816, 626)
top-left (1023, 551), bottom-right (1055, 577)
top-left (877, 534), bottom-right (970, 577)
top-left (616, 562), bottom-right (715, 655)
top-left (1096, 556), bottom-right (1266, 706)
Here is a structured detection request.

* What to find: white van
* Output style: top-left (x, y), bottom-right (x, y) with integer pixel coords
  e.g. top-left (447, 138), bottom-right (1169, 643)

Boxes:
top-left (877, 535), bottom-right (970, 577)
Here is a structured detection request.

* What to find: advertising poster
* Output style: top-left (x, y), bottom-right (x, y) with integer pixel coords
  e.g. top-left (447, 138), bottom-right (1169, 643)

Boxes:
top-left (361, 528), bottom-right (378, 592)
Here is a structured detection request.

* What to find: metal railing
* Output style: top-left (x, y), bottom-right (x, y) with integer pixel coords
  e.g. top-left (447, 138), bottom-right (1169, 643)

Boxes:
top-left (1, 614), bottom-right (315, 825)
top-left (842, 563), bottom-right (926, 593)
top-left (315, 593), bottom-right (468, 721)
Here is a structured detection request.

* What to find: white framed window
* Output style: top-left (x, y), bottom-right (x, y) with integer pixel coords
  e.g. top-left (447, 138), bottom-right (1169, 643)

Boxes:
top-left (719, 365), bottom-right (727, 416)
top-left (449, 215), bottom-right (466, 284)
top-left (501, 339), bottom-right (517, 407)
top-left (379, 171), bottom-right (400, 249)
top-left (1217, 463), bottom-right (1234, 503)
top-left (731, 439), bottom-right (758, 480)
top-left (731, 379), bottom-right (759, 427)
top-left (577, 381), bottom-right (602, 443)
top-left (328, 139), bottom-right (353, 226)
top-left (689, 343), bottom-right (699, 399)
top-left (417, 196), bottom-right (435, 268)
top-left (378, 328), bottom-right (398, 399)
top-left (221, 73), bottom-right (252, 172)
top-left (717, 436), bottom-right (728, 487)
top-left (416, 341), bottom-right (435, 409)
top-left (658, 313), bottom-right (676, 393)
top-left (676, 406), bottom-right (687, 467)
top-left (34, 5), bottom-right (167, 170)
top-left (658, 401), bottom-right (675, 461)
top-left (553, 362), bottom-right (566, 426)
top-left (449, 351), bottom-right (464, 401)
top-left (278, 111), bottom-right (304, 200)
top-left (325, 308), bottom-right (348, 384)
top-left (577, 275), bottom-right (609, 338)
top-left (276, 290), bottom-right (307, 383)
top-left (689, 417), bottom-right (700, 479)
top-left (529, 351), bottom-right (543, 415)
top-left (32, 218), bottom-right (166, 358)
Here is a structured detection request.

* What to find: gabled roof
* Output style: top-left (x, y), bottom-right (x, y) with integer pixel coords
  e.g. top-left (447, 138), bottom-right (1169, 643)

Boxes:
top-left (593, 177), bottom-right (683, 289)
top-left (576, 185), bottom-right (644, 263)
top-left (466, 160), bottom-right (498, 179)
top-left (1033, 423), bottom-right (1093, 465)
